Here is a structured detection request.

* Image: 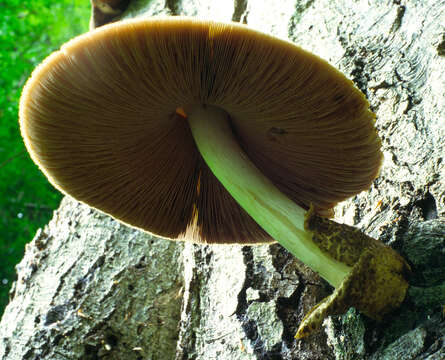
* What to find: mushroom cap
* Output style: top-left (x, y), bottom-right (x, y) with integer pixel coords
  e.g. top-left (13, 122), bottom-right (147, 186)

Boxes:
top-left (20, 17), bottom-right (382, 244)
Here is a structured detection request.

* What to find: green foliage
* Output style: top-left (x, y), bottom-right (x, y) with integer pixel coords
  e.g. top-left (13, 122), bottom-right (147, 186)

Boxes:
top-left (0, 0), bottom-right (90, 316)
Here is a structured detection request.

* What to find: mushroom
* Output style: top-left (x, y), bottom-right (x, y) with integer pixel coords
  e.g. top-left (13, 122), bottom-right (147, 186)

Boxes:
top-left (19, 17), bottom-right (409, 337)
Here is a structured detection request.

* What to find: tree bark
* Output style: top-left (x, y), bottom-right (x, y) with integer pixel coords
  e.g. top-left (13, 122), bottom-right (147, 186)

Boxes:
top-left (1, 0), bottom-right (444, 359)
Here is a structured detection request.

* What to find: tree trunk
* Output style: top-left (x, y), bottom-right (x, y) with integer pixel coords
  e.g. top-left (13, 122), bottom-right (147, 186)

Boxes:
top-left (1, 0), bottom-right (444, 359)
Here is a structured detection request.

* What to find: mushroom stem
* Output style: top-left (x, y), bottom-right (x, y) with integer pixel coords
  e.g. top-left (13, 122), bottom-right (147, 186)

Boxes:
top-left (187, 104), bottom-right (351, 288)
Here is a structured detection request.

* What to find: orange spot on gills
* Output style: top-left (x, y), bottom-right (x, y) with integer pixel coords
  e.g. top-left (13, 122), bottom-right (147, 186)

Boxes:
top-left (176, 107), bottom-right (187, 118)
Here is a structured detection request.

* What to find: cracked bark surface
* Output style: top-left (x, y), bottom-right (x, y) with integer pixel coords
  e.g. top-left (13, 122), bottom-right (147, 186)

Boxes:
top-left (1, 0), bottom-right (444, 359)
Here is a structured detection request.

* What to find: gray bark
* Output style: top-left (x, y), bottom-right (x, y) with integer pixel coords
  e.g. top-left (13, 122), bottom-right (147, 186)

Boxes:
top-left (1, 0), bottom-right (444, 359)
